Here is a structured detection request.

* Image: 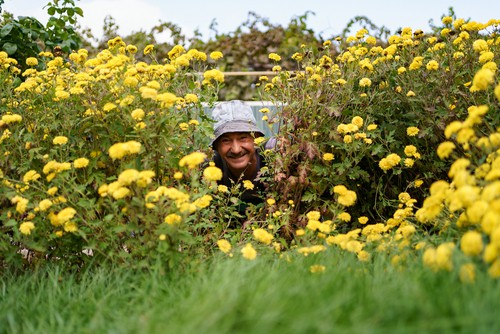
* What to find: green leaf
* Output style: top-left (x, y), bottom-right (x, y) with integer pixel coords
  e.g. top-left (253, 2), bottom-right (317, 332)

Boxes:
top-left (104, 214), bottom-right (115, 222)
top-left (77, 198), bottom-right (96, 209)
top-left (0, 23), bottom-right (13, 37)
top-left (301, 191), bottom-right (317, 203)
top-left (4, 219), bottom-right (17, 227)
top-left (370, 144), bottom-right (385, 156)
top-left (112, 225), bottom-right (128, 233)
top-left (47, 6), bottom-right (56, 16)
top-left (74, 7), bottom-right (84, 16)
top-left (25, 241), bottom-right (47, 252)
top-left (3, 42), bottom-right (17, 55)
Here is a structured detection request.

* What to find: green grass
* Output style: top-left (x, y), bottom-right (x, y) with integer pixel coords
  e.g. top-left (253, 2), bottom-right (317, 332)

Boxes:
top-left (1, 249), bottom-right (499, 334)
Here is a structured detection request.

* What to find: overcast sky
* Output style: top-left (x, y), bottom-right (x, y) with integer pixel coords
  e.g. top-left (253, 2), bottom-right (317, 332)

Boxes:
top-left (3, 0), bottom-right (500, 43)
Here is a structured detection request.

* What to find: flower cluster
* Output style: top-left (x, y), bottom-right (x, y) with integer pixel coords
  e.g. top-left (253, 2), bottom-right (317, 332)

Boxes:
top-left (413, 100), bottom-right (500, 277)
top-left (333, 185), bottom-right (357, 207)
top-left (4, 13), bottom-right (500, 282)
top-left (108, 141), bottom-right (142, 160)
top-left (379, 153), bottom-right (402, 171)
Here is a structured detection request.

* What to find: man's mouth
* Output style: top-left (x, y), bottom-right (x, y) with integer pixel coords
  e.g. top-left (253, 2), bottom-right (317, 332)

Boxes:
top-left (227, 152), bottom-right (248, 160)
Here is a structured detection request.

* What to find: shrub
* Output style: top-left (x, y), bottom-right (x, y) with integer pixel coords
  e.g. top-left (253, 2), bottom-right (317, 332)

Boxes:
top-left (258, 20), bottom-right (500, 227)
top-left (1, 13), bottom-right (500, 281)
top-left (0, 38), bottom-right (223, 270)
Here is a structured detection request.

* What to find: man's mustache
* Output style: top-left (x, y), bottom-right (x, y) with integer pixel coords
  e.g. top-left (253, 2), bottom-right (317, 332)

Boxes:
top-left (226, 150), bottom-right (249, 158)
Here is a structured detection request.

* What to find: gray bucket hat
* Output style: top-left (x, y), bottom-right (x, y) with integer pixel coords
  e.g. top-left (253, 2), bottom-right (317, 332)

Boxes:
top-left (210, 100), bottom-right (264, 147)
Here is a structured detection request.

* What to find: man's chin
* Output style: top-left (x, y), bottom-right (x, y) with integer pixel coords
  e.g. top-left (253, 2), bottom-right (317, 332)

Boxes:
top-left (227, 157), bottom-right (249, 170)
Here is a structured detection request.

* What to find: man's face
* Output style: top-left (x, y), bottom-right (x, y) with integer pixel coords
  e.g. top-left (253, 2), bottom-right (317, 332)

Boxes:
top-left (216, 132), bottom-right (257, 175)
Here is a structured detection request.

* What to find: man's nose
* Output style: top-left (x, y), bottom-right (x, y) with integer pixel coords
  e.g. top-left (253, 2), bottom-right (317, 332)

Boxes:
top-left (230, 140), bottom-right (242, 153)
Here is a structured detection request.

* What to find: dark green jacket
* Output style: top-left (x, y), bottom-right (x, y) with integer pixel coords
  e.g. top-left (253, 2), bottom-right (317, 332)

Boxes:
top-left (212, 150), bottom-right (266, 207)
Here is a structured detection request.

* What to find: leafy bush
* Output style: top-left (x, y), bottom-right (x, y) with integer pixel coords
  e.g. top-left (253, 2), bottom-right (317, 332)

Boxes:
top-left (257, 16), bottom-right (500, 278)
top-left (0, 0), bottom-right (82, 74)
top-left (259, 20), bottom-right (500, 222)
top-left (1, 10), bottom-right (500, 282)
top-left (0, 39), bottom-right (225, 270)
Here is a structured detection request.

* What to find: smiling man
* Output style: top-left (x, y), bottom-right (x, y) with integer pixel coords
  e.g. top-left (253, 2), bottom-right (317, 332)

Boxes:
top-left (210, 100), bottom-right (272, 210)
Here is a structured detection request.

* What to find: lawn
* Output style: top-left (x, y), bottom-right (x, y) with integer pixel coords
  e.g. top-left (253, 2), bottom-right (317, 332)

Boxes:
top-left (2, 249), bottom-right (499, 334)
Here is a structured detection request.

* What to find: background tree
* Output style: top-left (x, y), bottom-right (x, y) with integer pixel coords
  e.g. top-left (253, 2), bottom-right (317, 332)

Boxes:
top-left (0, 0), bottom-right (83, 72)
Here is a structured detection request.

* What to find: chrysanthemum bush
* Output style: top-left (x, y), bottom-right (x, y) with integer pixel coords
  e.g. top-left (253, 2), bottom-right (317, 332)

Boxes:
top-left (0, 37), bottom-right (230, 269)
top-left (2, 16), bottom-right (500, 281)
top-left (252, 16), bottom-right (500, 279)
top-left (258, 19), bottom-right (500, 223)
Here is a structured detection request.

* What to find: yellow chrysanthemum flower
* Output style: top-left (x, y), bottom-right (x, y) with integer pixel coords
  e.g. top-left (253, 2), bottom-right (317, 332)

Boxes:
top-left (479, 51), bottom-right (494, 64)
top-left (108, 141), bottom-right (142, 160)
top-left (164, 213), bottom-right (182, 225)
top-left (426, 60), bottom-right (439, 71)
top-left (305, 211), bottom-right (320, 221)
top-left (266, 198), bottom-right (276, 205)
top-left (253, 228), bottom-right (274, 245)
top-left (337, 190), bottom-right (357, 207)
top-left (460, 231), bottom-right (484, 256)
top-left (444, 121), bottom-right (463, 138)
top-left (359, 77), bottom-right (372, 87)
top-left (26, 57), bottom-right (38, 67)
top-left (19, 221), bottom-right (35, 235)
top-left (217, 239), bottom-right (232, 254)
top-left (358, 216), bottom-right (369, 225)
top-left (144, 44), bottom-right (154, 55)
top-left (351, 116), bottom-right (364, 127)
top-left (118, 169), bottom-right (140, 186)
top-left (131, 108), bottom-right (145, 121)
top-left (268, 53), bottom-right (281, 61)
top-left (184, 93), bottom-right (198, 103)
top-left (472, 39), bottom-right (489, 53)
top-left (404, 145), bottom-right (418, 157)
top-left (241, 243), bottom-right (257, 260)
top-left (203, 166), bottom-right (223, 182)
top-left (297, 245), bottom-right (327, 256)
top-left (437, 141), bottom-right (456, 159)
top-left (217, 185), bottom-right (228, 193)
top-left (111, 187), bottom-right (130, 200)
top-left (2, 114), bottom-right (22, 124)
top-left (243, 180), bottom-right (254, 190)
top-left (209, 51), bottom-right (223, 60)
top-left (73, 158), bottom-right (89, 169)
top-left (23, 170), bottom-right (41, 183)
top-left (379, 153), bottom-right (401, 171)
top-left (323, 153), bottom-right (334, 161)
top-left (338, 212), bottom-right (351, 222)
top-left (53, 136), bottom-right (68, 145)
top-left (254, 137), bottom-right (265, 145)
top-left (64, 221), bottom-right (78, 233)
top-left (38, 199), bottom-right (53, 211)
top-left (470, 68), bottom-right (494, 91)
top-left (193, 195), bottom-right (213, 209)
top-left (179, 152), bottom-right (207, 169)
top-left (55, 207), bottom-right (77, 225)
top-left (203, 69), bottom-right (224, 83)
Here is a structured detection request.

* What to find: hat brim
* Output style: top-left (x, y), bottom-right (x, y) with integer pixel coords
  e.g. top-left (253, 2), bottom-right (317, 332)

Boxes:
top-left (211, 120), bottom-right (264, 147)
